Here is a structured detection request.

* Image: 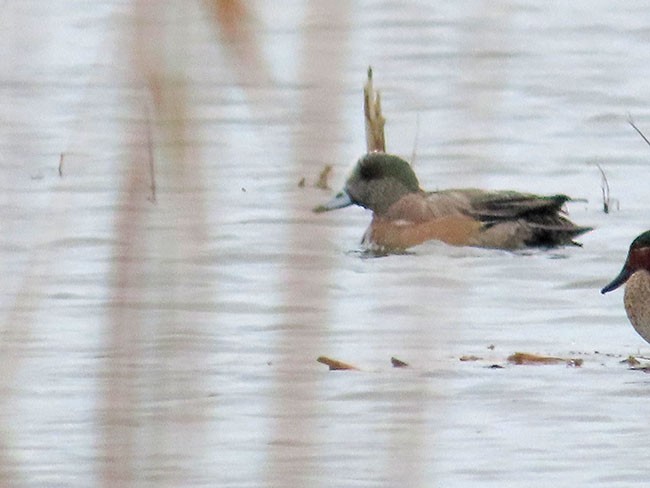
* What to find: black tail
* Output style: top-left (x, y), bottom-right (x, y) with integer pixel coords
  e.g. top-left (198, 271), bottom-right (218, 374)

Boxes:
top-left (472, 193), bottom-right (592, 247)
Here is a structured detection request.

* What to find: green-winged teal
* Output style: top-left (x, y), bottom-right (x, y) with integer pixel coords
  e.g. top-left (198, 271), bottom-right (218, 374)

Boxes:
top-left (315, 152), bottom-right (592, 252)
top-left (601, 231), bottom-right (650, 343)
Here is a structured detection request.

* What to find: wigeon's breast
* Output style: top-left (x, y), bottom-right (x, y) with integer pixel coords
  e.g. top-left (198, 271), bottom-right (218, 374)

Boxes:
top-left (363, 214), bottom-right (483, 251)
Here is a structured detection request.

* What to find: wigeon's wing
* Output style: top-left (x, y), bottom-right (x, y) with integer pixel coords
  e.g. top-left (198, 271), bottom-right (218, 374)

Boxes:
top-left (375, 189), bottom-right (591, 249)
top-left (458, 189), bottom-right (591, 247)
top-left (466, 191), bottom-right (570, 220)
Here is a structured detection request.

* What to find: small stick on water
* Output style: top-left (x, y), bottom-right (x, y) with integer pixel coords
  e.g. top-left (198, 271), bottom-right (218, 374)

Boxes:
top-left (507, 352), bottom-right (583, 367)
top-left (317, 356), bottom-right (359, 371)
top-left (628, 115), bottom-right (650, 148)
top-left (596, 163), bottom-right (610, 214)
top-left (145, 105), bottom-right (156, 203)
top-left (390, 356), bottom-right (409, 368)
top-left (315, 164), bottom-right (332, 190)
top-left (58, 153), bottom-right (65, 177)
top-left (363, 67), bottom-right (386, 153)
top-left (410, 112), bottom-right (421, 167)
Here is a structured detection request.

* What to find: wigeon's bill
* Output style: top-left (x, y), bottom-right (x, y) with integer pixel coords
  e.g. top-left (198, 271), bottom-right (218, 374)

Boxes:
top-left (313, 191), bottom-right (353, 213)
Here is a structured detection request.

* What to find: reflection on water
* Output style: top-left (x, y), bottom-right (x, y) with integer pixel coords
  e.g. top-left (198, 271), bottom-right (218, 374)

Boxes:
top-left (3, 1), bottom-right (650, 486)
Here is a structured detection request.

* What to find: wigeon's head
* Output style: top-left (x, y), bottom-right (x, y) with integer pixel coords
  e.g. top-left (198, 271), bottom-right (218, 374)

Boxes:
top-left (314, 153), bottom-right (420, 215)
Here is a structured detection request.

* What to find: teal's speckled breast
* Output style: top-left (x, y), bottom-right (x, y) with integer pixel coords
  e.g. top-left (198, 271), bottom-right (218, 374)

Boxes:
top-left (624, 270), bottom-right (650, 343)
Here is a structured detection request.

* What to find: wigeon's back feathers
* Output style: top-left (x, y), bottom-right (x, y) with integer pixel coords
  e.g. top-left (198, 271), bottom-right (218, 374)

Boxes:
top-left (456, 190), bottom-right (590, 247)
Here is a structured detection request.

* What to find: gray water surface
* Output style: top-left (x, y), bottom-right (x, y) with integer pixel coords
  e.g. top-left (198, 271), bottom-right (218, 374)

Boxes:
top-left (2, 1), bottom-right (650, 487)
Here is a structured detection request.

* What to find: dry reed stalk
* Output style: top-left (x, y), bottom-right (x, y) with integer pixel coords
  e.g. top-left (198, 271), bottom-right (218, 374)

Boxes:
top-left (267, 2), bottom-right (351, 485)
top-left (101, 2), bottom-right (212, 485)
top-left (144, 104), bottom-right (156, 203)
top-left (363, 67), bottom-right (386, 153)
top-left (628, 115), bottom-right (650, 148)
top-left (315, 164), bottom-right (332, 189)
top-left (596, 163), bottom-right (610, 214)
top-left (203, 0), bottom-right (271, 90)
top-left (204, 0), bottom-right (248, 37)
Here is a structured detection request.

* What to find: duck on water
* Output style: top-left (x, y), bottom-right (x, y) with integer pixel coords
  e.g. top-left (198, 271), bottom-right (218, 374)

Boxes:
top-left (315, 152), bottom-right (592, 252)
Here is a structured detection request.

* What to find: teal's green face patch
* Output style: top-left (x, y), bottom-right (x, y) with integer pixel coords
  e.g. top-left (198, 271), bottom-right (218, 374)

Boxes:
top-left (630, 230), bottom-right (650, 250)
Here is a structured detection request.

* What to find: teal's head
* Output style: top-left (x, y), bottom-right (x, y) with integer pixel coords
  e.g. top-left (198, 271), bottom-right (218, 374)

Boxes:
top-left (601, 230), bottom-right (650, 294)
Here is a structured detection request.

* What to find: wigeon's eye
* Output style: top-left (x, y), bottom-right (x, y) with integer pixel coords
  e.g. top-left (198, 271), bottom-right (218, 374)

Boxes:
top-left (359, 162), bottom-right (382, 180)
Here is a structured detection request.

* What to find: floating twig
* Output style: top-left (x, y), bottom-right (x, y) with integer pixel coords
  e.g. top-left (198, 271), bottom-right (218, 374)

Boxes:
top-left (508, 352), bottom-right (564, 365)
top-left (459, 355), bottom-right (483, 362)
top-left (507, 352), bottom-right (583, 367)
top-left (390, 356), bottom-right (409, 368)
top-left (317, 356), bottom-right (359, 371)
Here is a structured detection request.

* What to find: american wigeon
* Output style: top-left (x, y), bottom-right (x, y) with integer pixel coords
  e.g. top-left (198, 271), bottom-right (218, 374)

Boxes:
top-left (601, 231), bottom-right (650, 344)
top-left (315, 152), bottom-right (592, 251)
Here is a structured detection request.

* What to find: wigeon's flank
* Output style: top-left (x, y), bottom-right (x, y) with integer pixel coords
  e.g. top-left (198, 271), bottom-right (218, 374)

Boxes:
top-left (601, 231), bottom-right (650, 344)
top-left (315, 152), bottom-right (591, 252)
